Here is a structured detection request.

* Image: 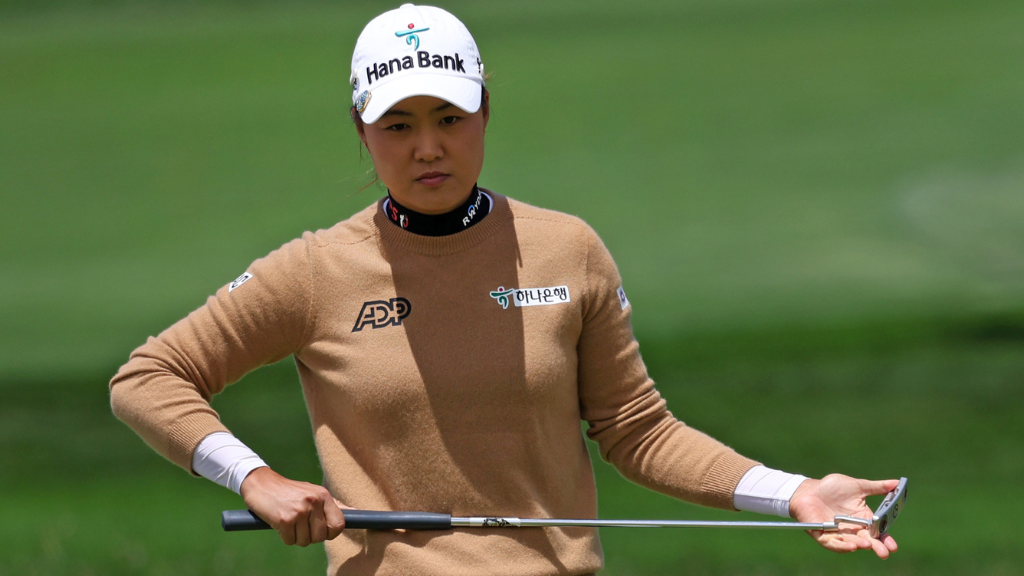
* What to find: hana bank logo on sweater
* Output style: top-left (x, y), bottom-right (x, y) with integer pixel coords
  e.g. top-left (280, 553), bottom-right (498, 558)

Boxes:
top-left (352, 297), bottom-right (411, 332)
top-left (489, 286), bottom-right (571, 310)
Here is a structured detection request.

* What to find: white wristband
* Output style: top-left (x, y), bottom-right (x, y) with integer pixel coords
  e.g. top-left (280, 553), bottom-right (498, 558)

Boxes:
top-left (733, 465), bottom-right (808, 518)
top-left (192, 432), bottom-right (268, 494)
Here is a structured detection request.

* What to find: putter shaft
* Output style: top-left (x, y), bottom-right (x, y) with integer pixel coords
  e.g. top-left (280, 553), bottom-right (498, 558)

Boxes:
top-left (452, 517), bottom-right (838, 530)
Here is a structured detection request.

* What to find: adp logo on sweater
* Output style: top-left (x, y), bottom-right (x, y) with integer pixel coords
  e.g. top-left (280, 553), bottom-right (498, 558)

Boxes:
top-left (352, 298), bottom-right (411, 332)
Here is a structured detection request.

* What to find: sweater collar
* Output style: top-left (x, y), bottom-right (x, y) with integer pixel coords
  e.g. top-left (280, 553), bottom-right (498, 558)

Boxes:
top-left (372, 189), bottom-right (512, 256)
top-left (381, 186), bottom-right (491, 237)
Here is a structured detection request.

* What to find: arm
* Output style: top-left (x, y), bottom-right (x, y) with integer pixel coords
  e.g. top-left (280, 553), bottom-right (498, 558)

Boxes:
top-left (109, 237), bottom-right (314, 468)
top-left (109, 236), bottom-right (345, 545)
top-left (575, 228), bottom-right (899, 558)
top-left (575, 227), bottom-right (758, 509)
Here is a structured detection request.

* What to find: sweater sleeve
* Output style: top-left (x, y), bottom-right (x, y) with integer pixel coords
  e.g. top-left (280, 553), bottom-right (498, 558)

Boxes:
top-left (576, 227), bottom-right (759, 510)
top-left (109, 236), bottom-right (314, 473)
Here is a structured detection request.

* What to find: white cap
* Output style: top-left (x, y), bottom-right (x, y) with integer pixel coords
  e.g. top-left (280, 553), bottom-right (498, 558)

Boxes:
top-left (350, 4), bottom-right (484, 124)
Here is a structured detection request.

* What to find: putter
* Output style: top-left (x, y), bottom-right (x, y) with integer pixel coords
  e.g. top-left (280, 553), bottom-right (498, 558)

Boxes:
top-left (223, 477), bottom-right (907, 539)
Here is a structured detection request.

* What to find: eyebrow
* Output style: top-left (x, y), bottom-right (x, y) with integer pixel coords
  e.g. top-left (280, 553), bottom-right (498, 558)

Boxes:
top-left (381, 102), bottom-right (454, 117)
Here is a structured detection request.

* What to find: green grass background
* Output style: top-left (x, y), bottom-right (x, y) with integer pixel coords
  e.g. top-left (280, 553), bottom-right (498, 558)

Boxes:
top-left (2, 0), bottom-right (1023, 573)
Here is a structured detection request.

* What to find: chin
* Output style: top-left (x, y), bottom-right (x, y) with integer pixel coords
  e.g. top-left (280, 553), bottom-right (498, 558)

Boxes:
top-left (408, 185), bottom-right (468, 213)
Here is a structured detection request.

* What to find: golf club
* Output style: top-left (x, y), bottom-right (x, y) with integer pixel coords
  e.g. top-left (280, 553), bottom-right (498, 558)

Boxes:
top-left (223, 477), bottom-right (907, 539)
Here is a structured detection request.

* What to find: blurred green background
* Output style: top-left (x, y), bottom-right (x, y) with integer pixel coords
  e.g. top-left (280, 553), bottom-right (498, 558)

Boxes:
top-left (2, 0), bottom-right (1022, 574)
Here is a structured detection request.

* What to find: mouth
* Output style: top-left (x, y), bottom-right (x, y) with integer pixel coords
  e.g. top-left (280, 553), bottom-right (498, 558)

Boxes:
top-left (415, 171), bottom-right (450, 187)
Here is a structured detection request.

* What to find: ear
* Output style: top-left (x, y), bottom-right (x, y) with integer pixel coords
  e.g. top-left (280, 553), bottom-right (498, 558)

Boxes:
top-left (355, 117), bottom-right (369, 148)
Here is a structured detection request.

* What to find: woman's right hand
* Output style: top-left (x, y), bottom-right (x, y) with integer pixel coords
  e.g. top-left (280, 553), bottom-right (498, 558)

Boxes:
top-left (239, 467), bottom-right (347, 546)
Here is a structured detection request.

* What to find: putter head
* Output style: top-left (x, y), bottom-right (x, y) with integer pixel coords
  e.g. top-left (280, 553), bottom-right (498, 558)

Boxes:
top-left (871, 477), bottom-right (908, 538)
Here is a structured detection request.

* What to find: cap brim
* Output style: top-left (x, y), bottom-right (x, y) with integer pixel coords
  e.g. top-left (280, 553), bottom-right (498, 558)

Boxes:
top-left (359, 73), bottom-right (482, 124)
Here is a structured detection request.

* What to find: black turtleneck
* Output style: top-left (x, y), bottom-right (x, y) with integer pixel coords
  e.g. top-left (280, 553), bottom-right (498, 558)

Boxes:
top-left (381, 186), bottom-right (492, 237)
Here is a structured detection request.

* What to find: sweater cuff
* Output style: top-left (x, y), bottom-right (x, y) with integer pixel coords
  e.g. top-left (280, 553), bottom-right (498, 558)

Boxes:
top-left (699, 452), bottom-right (761, 510)
top-left (167, 413), bottom-right (231, 474)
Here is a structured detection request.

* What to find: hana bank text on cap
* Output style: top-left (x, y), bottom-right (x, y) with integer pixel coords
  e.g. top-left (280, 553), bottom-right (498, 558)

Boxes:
top-left (350, 3), bottom-right (485, 124)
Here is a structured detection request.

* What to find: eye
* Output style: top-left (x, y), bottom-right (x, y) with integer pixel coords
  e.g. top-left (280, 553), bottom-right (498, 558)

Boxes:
top-left (384, 123), bottom-right (410, 132)
top-left (440, 115), bottom-right (461, 126)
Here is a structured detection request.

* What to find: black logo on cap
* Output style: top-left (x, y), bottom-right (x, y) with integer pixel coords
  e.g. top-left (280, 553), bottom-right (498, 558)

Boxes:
top-left (365, 52), bottom-right (466, 86)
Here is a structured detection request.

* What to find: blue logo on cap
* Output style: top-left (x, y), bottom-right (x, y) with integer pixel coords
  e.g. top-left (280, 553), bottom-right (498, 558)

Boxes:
top-left (395, 23), bottom-right (429, 50)
top-left (355, 90), bottom-right (371, 113)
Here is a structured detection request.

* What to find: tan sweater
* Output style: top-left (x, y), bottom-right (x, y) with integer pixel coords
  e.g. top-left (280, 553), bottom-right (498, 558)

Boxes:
top-left (110, 193), bottom-right (758, 575)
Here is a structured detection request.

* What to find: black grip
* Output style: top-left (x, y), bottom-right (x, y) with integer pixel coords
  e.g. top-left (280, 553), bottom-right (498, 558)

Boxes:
top-left (222, 509), bottom-right (271, 531)
top-left (222, 509), bottom-right (453, 532)
top-left (343, 510), bottom-right (453, 530)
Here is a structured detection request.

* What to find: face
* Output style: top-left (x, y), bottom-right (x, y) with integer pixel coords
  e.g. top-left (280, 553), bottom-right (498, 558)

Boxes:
top-left (357, 94), bottom-right (489, 215)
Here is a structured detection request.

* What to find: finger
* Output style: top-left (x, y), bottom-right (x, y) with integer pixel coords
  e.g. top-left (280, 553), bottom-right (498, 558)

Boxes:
top-left (838, 534), bottom-right (873, 556)
top-left (809, 530), bottom-right (857, 553)
top-left (294, 509), bottom-right (312, 547)
top-left (335, 498), bottom-right (356, 511)
top-left (848, 528), bottom-right (889, 559)
top-left (278, 520), bottom-right (297, 547)
top-left (325, 500), bottom-right (346, 540)
top-left (309, 499), bottom-right (328, 544)
top-left (858, 478), bottom-right (899, 496)
top-left (882, 533), bottom-right (899, 552)
top-left (819, 534), bottom-right (858, 553)
top-left (869, 536), bottom-right (891, 559)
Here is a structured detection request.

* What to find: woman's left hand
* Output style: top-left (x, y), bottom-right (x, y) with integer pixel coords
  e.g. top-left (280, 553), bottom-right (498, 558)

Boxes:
top-left (789, 474), bottom-right (900, 558)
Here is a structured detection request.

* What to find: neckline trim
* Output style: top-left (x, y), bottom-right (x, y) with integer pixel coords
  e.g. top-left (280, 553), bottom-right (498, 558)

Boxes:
top-left (372, 189), bottom-right (512, 256)
top-left (381, 186), bottom-right (493, 237)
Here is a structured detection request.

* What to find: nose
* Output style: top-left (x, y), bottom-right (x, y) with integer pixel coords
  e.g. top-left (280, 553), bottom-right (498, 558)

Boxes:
top-left (413, 126), bottom-right (443, 163)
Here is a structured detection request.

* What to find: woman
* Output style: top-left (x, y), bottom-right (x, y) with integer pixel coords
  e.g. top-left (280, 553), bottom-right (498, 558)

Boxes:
top-left (110, 4), bottom-right (898, 574)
